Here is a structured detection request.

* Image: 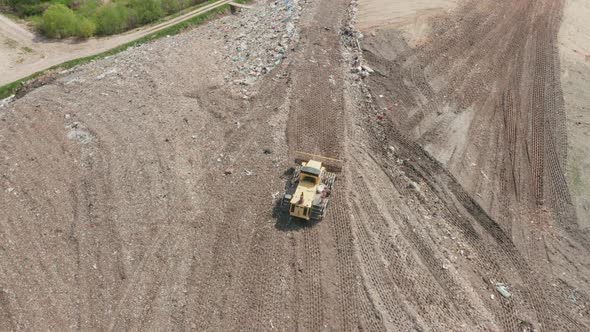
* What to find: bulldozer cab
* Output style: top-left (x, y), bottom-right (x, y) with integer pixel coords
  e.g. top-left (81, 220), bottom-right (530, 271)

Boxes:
top-left (299, 161), bottom-right (322, 185)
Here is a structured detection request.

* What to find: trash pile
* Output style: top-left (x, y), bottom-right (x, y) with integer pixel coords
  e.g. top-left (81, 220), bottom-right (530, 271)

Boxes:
top-left (219, 0), bottom-right (306, 85)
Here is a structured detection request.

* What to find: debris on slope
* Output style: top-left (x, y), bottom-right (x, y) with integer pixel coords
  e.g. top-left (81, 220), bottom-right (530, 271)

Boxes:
top-left (495, 283), bottom-right (511, 299)
top-left (220, 0), bottom-right (306, 85)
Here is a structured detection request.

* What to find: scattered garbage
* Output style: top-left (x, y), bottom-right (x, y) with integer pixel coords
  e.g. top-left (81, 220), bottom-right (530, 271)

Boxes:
top-left (361, 65), bottom-right (374, 74)
top-left (263, 148), bottom-right (273, 155)
top-left (408, 181), bottom-right (419, 190)
top-left (221, 0), bottom-right (306, 85)
top-left (495, 283), bottom-right (511, 298)
top-left (0, 95), bottom-right (15, 108)
top-left (271, 191), bottom-right (280, 201)
top-left (96, 68), bottom-right (117, 80)
top-left (66, 122), bottom-right (93, 144)
top-left (570, 289), bottom-right (578, 304)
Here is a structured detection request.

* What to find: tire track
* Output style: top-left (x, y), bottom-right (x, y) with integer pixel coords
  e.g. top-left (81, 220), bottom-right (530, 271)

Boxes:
top-left (348, 188), bottom-right (422, 330)
top-left (350, 148), bottom-right (500, 330)
top-left (326, 189), bottom-right (360, 331)
top-left (383, 124), bottom-right (589, 331)
top-left (284, 0), bottom-right (358, 329)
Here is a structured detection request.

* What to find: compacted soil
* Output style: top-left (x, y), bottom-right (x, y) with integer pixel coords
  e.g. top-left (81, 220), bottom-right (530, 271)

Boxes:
top-left (1, 0), bottom-right (589, 331)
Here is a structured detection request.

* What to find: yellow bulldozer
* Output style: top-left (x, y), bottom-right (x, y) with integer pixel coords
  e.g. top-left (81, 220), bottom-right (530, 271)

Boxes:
top-left (281, 152), bottom-right (342, 222)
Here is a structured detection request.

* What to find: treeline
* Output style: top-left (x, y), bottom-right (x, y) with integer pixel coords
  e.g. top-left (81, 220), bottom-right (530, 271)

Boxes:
top-left (5, 0), bottom-right (209, 38)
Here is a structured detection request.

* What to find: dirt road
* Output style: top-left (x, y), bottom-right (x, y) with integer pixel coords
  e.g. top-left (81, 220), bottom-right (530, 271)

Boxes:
top-left (0, 0), bottom-right (233, 86)
top-left (1, 0), bottom-right (589, 330)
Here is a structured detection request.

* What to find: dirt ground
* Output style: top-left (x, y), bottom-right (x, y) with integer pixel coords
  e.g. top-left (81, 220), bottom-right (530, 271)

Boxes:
top-left (559, 0), bottom-right (590, 230)
top-left (1, 0), bottom-right (589, 331)
top-left (356, 0), bottom-right (458, 42)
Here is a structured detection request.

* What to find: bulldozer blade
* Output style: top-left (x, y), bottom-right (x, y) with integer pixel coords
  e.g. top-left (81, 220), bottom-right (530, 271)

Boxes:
top-left (294, 151), bottom-right (343, 172)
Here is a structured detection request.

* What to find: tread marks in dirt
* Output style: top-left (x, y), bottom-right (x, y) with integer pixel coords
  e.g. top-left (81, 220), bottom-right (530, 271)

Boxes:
top-left (0, 114), bottom-right (81, 329)
top-left (323, 184), bottom-right (360, 331)
top-left (183, 68), bottom-right (296, 331)
top-left (298, 225), bottom-right (325, 331)
top-left (364, 0), bottom-right (575, 228)
top-left (284, 0), bottom-right (359, 330)
top-left (348, 173), bottom-right (430, 330)
top-left (376, 122), bottom-right (587, 331)
top-left (107, 133), bottom-right (190, 331)
top-left (349, 147), bottom-right (495, 330)
top-left (362, 1), bottom-right (589, 327)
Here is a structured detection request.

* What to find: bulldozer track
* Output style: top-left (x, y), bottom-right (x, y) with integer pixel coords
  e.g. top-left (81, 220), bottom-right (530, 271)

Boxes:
top-left (362, 0), bottom-right (590, 327)
top-left (298, 226), bottom-right (325, 330)
top-left (232, 225), bottom-right (285, 330)
top-left (375, 120), bottom-right (588, 330)
top-left (349, 178), bottom-right (434, 328)
top-left (325, 190), bottom-right (360, 331)
top-left (284, 0), bottom-right (359, 329)
top-left (355, 278), bottom-right (386, 331)
top-left (375, 134), bottom-right (535, 330)
top-left (108, 134), bottom-right (193, 331)
top-left (348, 205), bottom-right (417, 330)
top-left (349, 149), bottom-right (495, 329)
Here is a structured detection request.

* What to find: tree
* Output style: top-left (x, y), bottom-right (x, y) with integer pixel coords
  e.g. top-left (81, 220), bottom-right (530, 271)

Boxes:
top-left (96, 2), bottom-right (128, 35)
top-left (41, 4), bottom-right (78, 38)
top-left (130, 0), bottom-right (163, 25)
top-left (78, 0), bottom-right (98, 18)
top-left (10, 0), bottom-right (46, 17)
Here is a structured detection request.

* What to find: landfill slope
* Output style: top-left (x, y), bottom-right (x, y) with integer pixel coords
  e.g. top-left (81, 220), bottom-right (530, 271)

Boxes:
top-left (1, 0), bottom-right (590, 331)
top-left (358, 0), bottom-right (590, 330)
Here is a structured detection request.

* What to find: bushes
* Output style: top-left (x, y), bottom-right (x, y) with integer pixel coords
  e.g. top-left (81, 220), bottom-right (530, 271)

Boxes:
top-left (40, 3), bottom-right (97, 38)
top-left (162, 0), bottom-right (183, 15)
top-left (96, 3), bottom-right (128, 35)
top-left (9, 0), bottom-right (49, 17)
top-left (77, 16), bottom-right (96, 38)
top-left (12, 0), bottom-right (211, 39)
top-left (40, 4), bottom-right (78, 38)
top-left (130, 0), bottom-right (164, 25)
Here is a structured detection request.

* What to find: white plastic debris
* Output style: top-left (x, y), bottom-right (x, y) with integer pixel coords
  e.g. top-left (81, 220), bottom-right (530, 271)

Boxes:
top-left (495, 283), bottom-right (511, 298)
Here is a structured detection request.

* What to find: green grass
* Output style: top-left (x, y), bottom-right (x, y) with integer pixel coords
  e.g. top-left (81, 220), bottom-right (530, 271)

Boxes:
top-left (22, 46), bottom-right (34, 53)
top-left (0, 0), bottom-right (250, 100)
